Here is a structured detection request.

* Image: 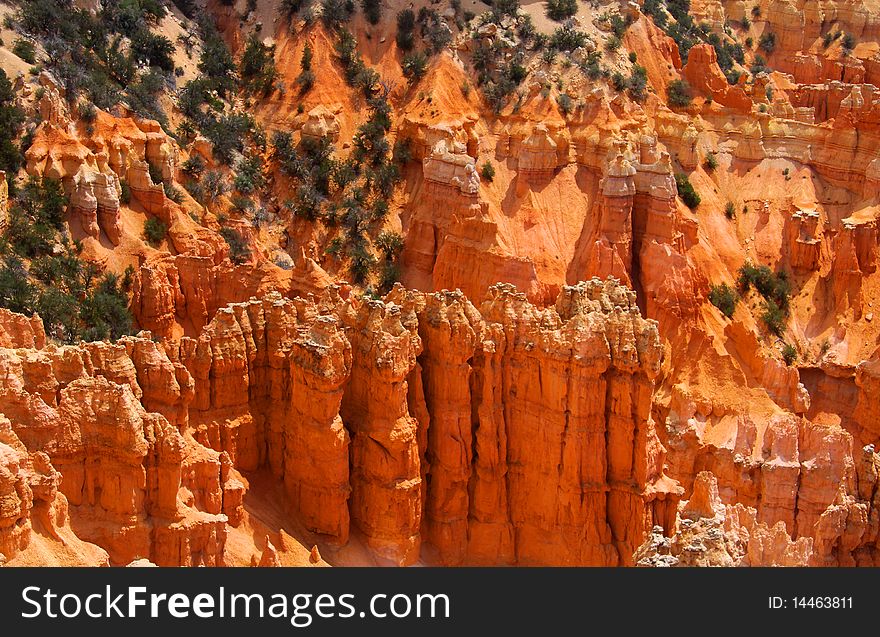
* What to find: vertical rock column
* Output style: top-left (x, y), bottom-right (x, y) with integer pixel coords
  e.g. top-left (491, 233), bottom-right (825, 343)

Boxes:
top-left (340, 298), bottom-right (422, 564)
top-left (465, 322), bottom-right (515, 565)
top-left (415, 290), bottom-right (480, 564)
top-left (285, 313), bottom-right (352, 542)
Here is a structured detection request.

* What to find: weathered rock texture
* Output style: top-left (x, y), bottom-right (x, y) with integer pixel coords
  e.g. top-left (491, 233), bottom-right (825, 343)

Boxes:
top-left (635, 471), bottom-right (813, 566)
top-left (0, 276), bottom-right (680, 566)
top-left (0, 311), bottom-right (246, 566)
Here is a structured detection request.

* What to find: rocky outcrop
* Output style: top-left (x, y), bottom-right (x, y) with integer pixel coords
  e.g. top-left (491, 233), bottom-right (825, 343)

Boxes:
top-left (0, 415), bottom-right (110, 566)
top-left (682, 44), bottom-right (753, 113)
top-left (300, 105), bottom-right (341, 143)
top-left (0, 309), bottom-right (46, 349)
top-left (635, 471), bottom-right (813, 566)
top-left (388, 278), bottom-right (681, 565)
top-left (0, 333), bottom-right (247, 566)
top-left (129, 253), bottom-right (330, 339)
top-left (74, 277), bottom-right (678, 566)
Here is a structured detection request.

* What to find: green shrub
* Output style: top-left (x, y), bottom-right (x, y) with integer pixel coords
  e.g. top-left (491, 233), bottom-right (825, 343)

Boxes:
top-left (480, 161), bottom-right (495, 182)
top-left (709, 283), bottom-right (739, 318)
top-left (610, 14), bottom-right (632, 38)
top-left (182, 155), bottom-right (206, 177)
top-left (737, 262), bottom-right (791, 312)
top-left (4, 176), bottom-right (67, 258)
top-left (0, 69), bottom-right (24, 181)
top-left (762, 298), bottom-right (786, 336)
top-left (549, 25), bottom-right (589, 52)
top-left (297, 43), bottom-right (315, 94)
top-left (233, 155), bottom-right (264, 194)
top-left (0, 256), bottom-right (36, 315)
top-left (378, 261), bottom-right (400, 293)
top-left (321, 0), bottom-right (353, 29)
top-left (396, 9), bottom-right (416, 51)
top-left (421, 8), bottom-right (452, 53)
top-left (545, 0), bottom-right (577, 22)
top-left (704, 151), bottom-right (718, 171)
top-left (220, 227), bottom-right (251, 264)
top-left (240, 33), bottom-right (277, 94)
top-left (557, 93), bottom-right (574, 115)
top-left (281, 0), bottom-right (305, 16)
top-left (841, 32), bottom-right (856, 53)
top-left (164, 183), bottom-right (185, 203)
top-left (627, 65), bottom-right (647, 102)
top-left (375, 231), bottom-right (405, 260)
top-left (77, 271), bottom-right (134, 342)
top-left (724, 201), bottom-right (736, 219)
top-left (402, 51), bottom-right (428, 84)
top-left (361, 0), bottom-right (382, 24)
top-left (675, 172), bottom-right (701, 209)
top-left (78, 101), bottom-right (98, 124)
top-left (667, 79), bottom-right (692, 107)
top-left (782, 342), bottom-right (797, 365)
top-left (758, 31), bottom-right (776, 54)
top-left (129, 29), bottom-right (175, 73)
top-left (144, 217), bottom-right (167, 244)
top-left (119, 180), bottom-right (132, 204)
top-left (12, 39), bottom-right (37, 64)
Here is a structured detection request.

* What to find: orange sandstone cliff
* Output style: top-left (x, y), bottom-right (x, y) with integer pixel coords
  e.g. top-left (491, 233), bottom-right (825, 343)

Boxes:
top-left (1, 0), bottom-right (880, 567)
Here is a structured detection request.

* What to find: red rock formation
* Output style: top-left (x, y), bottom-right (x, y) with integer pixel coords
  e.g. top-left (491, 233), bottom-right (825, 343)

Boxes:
top-left (0, 329), bottom-right (247, 566)
top-left (682, 44), bottom-right (753, 113)
top-left (635, 471), bottom-right (813, 566)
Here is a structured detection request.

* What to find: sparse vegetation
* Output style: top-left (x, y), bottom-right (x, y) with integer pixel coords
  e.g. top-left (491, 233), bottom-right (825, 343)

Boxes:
top-left (782, 342), bottom-right (797, 365)
top-left (402, 51), bottom-right (428, 84)
top-left (758, 31), bottom-right (776, 54)
top-left (297, 42), bottom-right (315, 94)
top-left (762, 299), bottom-right (787, 336)
top-left (0, 69), bottom-right (24, 185)
top-left (0, 177), bottom-right (134, 342)
top-left (360, 0), bottom-right (382, 25)
top-left (667, 79), bottom-right (693, 107)
top-left (220, 227), bottom-right (251, 264)
top-left (709, 283), bottom-right (739, 318)
top-left (396, 9), bottom-right (416, 52)
top-left (738, 262), bottom-right (792, 335)
top-left (240, 33), bottom-right (277, 94)
top-left (143, 217), bottom-right (167, 245)
top-left (704, 151), bottom-right (718, 171)
top-left (557, 93), bottom-right (574, 115)
top-left (480, 161), bottom-right (495, 182)
top-left (725, 201), bottom-right (736, 219)
top-left (12, 38), bottom-right (36, 64)
top-left (545, 0), bottom-right (577, 22)
top-left (675, 172), bottom-right (701, 209)
top-left (627, 65), bottom-right (648, 102)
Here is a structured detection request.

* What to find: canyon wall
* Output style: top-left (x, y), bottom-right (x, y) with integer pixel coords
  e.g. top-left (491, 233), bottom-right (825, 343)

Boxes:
top-left (0, 277), bottom-right (680, 566)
